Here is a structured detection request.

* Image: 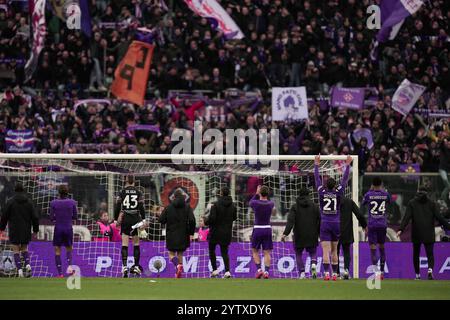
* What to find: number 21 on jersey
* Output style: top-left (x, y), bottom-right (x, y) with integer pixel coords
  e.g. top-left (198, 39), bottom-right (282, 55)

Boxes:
top-left (323, 196), bottom-right (337, 213)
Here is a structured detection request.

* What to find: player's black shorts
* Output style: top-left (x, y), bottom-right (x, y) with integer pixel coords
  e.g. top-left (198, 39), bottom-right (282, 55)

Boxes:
top-left (120, 214), bottom-right (141, 236)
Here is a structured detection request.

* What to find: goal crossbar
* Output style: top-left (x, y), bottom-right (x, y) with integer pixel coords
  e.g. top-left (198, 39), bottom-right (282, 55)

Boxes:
top-left (0, 154), bottom-right (358, 161)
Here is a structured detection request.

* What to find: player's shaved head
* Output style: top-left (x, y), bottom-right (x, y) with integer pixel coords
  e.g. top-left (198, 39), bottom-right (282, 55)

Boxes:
top-left (58, 184), bottom-right (69, 197)
top-left (260, 186), bottom-right (269, 197)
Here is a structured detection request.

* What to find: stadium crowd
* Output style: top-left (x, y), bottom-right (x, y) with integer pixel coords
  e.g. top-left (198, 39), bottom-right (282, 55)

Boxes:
top-left (0, 0), bottom-right (449, 179)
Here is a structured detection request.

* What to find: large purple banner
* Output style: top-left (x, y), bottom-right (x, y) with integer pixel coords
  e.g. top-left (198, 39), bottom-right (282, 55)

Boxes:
top-left (330, 87), bottom-right (365, 110)
top-left (2, 242), bottom-right (449, 279)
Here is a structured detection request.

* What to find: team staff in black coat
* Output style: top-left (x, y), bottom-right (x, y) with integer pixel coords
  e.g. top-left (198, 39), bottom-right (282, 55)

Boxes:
top-left (206, 187), bottom-right (237, 278)
top-left (158, 189), bottom-right (196, 278)
top-left (281, 188), bottom-right (320, 279)
top-left (398, 187), bottom-right (450, 280)
top-left (338, 197), bottom-right (367, 279)
top-left (0, 183), bottom-right (39, 277)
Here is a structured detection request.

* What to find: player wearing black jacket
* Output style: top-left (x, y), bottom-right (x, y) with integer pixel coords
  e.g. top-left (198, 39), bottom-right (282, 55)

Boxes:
top-left (0, 183), bottom-right (39, 277)
top-left (158, 189), bottom-right (196, 278)
top-left (398, 187), bottom-right (450, 280)
top-left (282, 188), bottom-right (320, 279)
top-left (206, 187), bottom-right (237, 278)
top-left (338, 197), bottom-right (367, 279)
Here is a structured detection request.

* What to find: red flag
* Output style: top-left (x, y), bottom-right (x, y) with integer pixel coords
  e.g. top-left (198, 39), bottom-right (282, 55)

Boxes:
top-left (111, 41), bottom-right (154, 106)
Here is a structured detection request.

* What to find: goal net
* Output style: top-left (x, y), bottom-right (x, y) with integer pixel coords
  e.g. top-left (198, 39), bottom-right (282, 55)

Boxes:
top-left (0, 154), bottom-right (359, 278)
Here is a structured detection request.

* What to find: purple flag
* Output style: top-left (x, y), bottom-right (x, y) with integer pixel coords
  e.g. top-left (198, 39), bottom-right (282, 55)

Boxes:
top-left (400, 163), bottom-right (421, 180)
top-left (79, 0), bottom-right (91, 37)
top-left (330, 87), bottom-right (365, 110)
top-left (371, 0), bottom-right (423, 60)
top-left (5, 129), bottom-right (34, 153)
top-left (376, 0), bottom-right (423, 43)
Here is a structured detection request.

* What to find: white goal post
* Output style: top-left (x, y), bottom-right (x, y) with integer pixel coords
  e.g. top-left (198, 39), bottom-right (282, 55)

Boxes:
top-left (0, 153), bottom-right (360, 279)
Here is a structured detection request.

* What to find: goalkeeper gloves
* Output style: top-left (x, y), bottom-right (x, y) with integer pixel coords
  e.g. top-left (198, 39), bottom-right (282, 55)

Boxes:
top-left (138, 229), bottom-right (148, 239)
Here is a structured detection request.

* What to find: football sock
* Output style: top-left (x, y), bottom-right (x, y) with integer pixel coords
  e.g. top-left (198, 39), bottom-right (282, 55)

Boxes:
top-left (121, 246), bottom-right (128, 267)
top-left (343, 244), bottom-right (351, 270)
top-left (66, 251), bottom-right (73, 266)
top-left (424, 243), bottom-right (435, 270)
top-left (264, 265), bottom-right (270, 272)
top-left (255, 263), bottom-right (261, 270)
top-left (332, 264), bottom-right (338, 274)
top-left (209, 244), bottom-right (217, 271)
top-left (379, 247), bottom-right (386, 272)
top-left (307, 247), bottom-right (317, 265)
top-left (55, 255), bottom-right (62, 274)
top-left (323, 263), bottom-right (330, 274)
top-left (133, 246), bottom-right (140, 266)
top-left (21, 251), bottom-right (30, 266)
top-left (413, 243), bottom-right (421, 274)
top-left (370, 248), bottom-right (378, 267)
top-left (14, 253), bottom-right (22, 270)
top-left (220, 245), bottom-right (230, 272)
top-left (295, 249), bottom-right (305, 272)
top-left (171, 256), bottom-right (179, 268)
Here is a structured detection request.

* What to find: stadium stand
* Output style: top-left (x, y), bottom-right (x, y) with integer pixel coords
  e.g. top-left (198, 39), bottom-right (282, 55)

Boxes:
top-left (0, 0), bottom-right (449, 177)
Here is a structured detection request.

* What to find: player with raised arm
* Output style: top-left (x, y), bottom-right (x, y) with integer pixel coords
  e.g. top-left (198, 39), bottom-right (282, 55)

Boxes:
top-left (250, 185), bottom-right (275, 279)
top-left (114, 175), bottom-right (147, 278)
top-left (50, 185), bottom-right (78, 278)
top-left (314, 155), bottom-right (352, 281)
top-left (361, 177), bottom-right (391, 280)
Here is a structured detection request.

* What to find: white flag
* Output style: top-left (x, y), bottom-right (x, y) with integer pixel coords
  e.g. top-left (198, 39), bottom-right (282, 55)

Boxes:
top-left (272, 87), bottom-right (309, 121)
top-left (184, 0), bottom-right (244, 40)
top-left (392, 79), bottom-right (426, 116)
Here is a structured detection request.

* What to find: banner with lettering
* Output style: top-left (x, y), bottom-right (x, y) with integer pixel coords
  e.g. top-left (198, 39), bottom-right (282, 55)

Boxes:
top-left (111, 41), bottom-right (155, 106)
top-left (330, 87), bottom-right (366, 110)
top-left (4, 241), bottom-right (449, 279)
top-left (5, 129), bottom-right (34, 153)
top-left (272, 87), bottom-right (309, 121)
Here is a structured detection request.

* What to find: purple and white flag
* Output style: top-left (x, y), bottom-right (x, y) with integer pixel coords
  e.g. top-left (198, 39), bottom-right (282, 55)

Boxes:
top-left (392, 79), bottom-right (426, 116)
top-left (5, 130), bottom-right (34, 153)
top-left (184, 0), bottom-right (244, 40)
top-left (330, 87), bottom-right (365, 110)
top-left (25, 0), bottom-right (47, 82)
top-left (371, 0), bottom-right (423, 60)
top-left (376, 0), bottom-right (423, 43)
top-left (348, 128), bottom-right (374, 150)
top-left (272, 87), bottom-right (308, 121)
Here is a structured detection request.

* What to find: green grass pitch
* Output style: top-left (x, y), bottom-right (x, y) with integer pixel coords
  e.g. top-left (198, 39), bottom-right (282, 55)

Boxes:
top-left (1, 278), bottom-right (450, 300)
